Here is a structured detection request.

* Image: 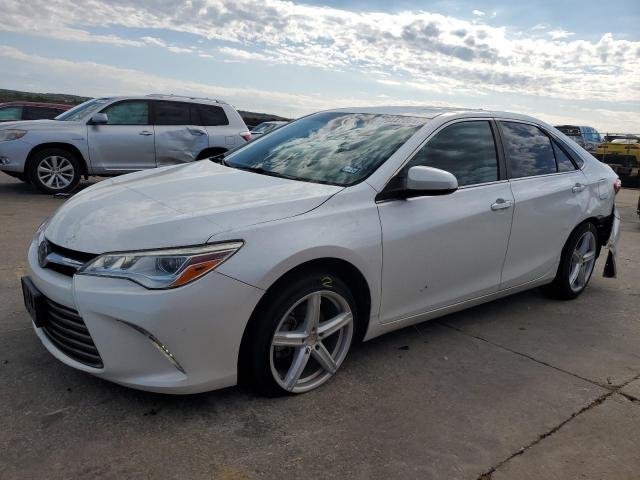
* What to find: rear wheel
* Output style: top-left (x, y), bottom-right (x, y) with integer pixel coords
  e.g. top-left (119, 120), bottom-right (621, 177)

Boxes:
top-left (28, 148), bottom-right (81, 194)
top-left (243, 271), bottom-right (356, 396)
top-left (544, 222), bottom-right (598, 299)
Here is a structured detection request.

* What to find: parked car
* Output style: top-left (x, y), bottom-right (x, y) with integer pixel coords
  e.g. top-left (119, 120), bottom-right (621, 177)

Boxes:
top-left (250, 121), bottom-right (288, 139)
top-left (22, 107), bottom-right (620, 396)
top-left (0, 101), bottom-right (71, 122)
top-left (554, 125), bottom-right (602, 154)
top-left (0, 95), bottom-right (251, 193)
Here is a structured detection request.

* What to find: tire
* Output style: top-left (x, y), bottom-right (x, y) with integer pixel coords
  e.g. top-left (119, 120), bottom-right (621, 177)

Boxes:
top-left (242, 270), bottom-right (357, 396)
top-left (543, 222), bottom-right (599, 300)
top-left (27, 148), bottom-right (81, 194)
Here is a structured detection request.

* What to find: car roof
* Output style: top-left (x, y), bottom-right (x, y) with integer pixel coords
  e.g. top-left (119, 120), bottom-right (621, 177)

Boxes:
top-left (328, 106), bottom-right (545, 124)
top-left (94, 95), bottom-right (230, 106)
top-left (0, 101), bottom-right (72, 110)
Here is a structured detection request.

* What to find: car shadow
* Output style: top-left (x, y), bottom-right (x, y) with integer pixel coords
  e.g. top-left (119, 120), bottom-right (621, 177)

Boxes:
top-left (0, 175), bottom-right (102, 197)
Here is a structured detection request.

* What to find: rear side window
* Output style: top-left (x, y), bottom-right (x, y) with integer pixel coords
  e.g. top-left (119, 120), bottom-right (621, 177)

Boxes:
top-left (0, 106), bottom-right (22, 121)
top-left (406, 121), bottom-right (499, 186)
top-left (153, 101), bottom-right (191, 125)
top-left (102, 101), bottom-right (149, 125)
top-left (551, 140), bottom-right (576, 172)
top-left (24, 106), bottom-right (62, 120)
top-left (500, 122), bottom-right (557, 178)
top-left (196, 105), bottom-right (229, 126)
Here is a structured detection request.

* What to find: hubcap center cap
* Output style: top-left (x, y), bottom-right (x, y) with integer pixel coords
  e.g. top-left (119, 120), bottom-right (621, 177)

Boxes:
top-left (306, 333), bottom-right (319, 346)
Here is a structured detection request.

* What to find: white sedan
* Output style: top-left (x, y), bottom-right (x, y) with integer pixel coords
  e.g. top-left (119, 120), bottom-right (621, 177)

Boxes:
top-left (22, 107), bottom-right (620, 396)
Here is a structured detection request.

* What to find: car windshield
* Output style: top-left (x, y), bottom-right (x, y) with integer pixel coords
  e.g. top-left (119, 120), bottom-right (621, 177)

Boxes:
top-left (56, 98), bottom-right (111, 121)
top-left (556, 126), bottom-right (581, 137)
top-left (225, 112), bottom-right (426, 186)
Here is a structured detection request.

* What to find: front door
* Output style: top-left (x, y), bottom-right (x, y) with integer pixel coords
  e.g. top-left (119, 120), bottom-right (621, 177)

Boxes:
top-left (87, 100), bottom-right (155, 173)
top-left (378, 120), bottom-right (514, 323)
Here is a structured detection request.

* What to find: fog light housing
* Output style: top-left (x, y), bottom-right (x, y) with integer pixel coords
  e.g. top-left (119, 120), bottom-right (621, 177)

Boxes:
top-left (0, 157), bottom-right (10, 165)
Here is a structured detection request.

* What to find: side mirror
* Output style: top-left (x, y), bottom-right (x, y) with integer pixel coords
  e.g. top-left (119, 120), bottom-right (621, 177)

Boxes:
top-left (406, 166), bottom-right (458, 194)
top-left (377, 166), bottom-right (458, 201)
top-left (89, 113), bottom-right (108, 125)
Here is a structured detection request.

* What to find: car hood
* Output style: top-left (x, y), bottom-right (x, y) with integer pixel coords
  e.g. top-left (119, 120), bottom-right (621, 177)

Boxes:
top-left (44, 161), bottom-right (342, 253)
top-left (0, 119), bottom-right (82, 130)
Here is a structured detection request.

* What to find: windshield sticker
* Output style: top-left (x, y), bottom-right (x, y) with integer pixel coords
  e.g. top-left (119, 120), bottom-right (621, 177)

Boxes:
top-left (341, 165), bottom-right (361, 174)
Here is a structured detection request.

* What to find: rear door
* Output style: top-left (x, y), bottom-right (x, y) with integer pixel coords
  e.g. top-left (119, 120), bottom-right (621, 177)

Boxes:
top-left (152, 101), bottom-right (209, 166)
top-left (87, 100), bottom-right (156, 173)
top-left (378, 120), bottom-right (514, 322)
top-left (498, 120), bottom-right (587, 289)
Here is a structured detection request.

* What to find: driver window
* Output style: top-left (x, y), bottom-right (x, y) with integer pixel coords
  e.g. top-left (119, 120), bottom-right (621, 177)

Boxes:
top-left (102, 101), bottom-right (149, 125)
top-left (405, 121), bottom-right (499, 187)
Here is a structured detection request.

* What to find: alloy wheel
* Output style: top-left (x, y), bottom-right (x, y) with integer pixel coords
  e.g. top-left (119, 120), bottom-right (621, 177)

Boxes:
top-left (569, 230), bottom-right (597, 292)
top-left (37, 156), bottom-right (75, 190)
top-left (270, 290), bottom-right (353, 393)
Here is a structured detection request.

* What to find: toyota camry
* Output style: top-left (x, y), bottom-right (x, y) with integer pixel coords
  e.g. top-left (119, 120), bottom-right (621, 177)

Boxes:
top-left (22, 107), bottom-right (620, 395)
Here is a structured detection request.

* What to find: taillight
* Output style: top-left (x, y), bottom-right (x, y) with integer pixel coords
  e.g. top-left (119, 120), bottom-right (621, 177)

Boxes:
top-left (613, 178), bottom-right (622, 195)
top-left (600, 145), bottom-right (608, 149)
top-left (240, 132), bottom-right (252, 142)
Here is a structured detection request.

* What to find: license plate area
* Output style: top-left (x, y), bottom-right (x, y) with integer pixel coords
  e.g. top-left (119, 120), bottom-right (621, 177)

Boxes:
top-left (21, 276), bottom-right (46, 327)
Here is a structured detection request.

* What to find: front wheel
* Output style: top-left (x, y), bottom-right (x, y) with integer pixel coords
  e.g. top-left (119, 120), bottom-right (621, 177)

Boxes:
top-left (243, 272), bottom-right (356, 396)
top-left (544, 222), bottom-right (598, 299)
top-left (28, 148), bottom-right (81, 194)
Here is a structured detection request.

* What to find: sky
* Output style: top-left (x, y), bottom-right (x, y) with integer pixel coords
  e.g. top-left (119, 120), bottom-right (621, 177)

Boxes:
top-left (0, 0), bottom-right (638, 132)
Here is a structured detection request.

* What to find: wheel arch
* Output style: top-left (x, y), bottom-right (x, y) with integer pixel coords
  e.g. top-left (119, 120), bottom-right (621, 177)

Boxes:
top-left (26, 143), bottom-right (89, 175)
top-left (237, 257), bottom-right (372, 381)
top-left (580, 214), bottom-right (614, 257)
top-left (196, 146), bottom-right (227, 160)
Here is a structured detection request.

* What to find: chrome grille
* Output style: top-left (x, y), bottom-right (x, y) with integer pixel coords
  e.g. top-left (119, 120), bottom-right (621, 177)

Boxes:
top-left (41, 298), bottom-right (103, 368)
top-left (40, 240), bottom-right (98, 276)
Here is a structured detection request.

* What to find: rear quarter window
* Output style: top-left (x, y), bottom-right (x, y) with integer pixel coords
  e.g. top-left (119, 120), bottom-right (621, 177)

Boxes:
top-left (196, 105), bottom-right (229, 126)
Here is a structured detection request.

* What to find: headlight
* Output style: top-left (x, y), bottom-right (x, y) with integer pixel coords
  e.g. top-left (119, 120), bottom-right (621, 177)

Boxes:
top-left (0, 129), bottom-right (27, 142)
top-left (78, 242), bottom-right (243, 289)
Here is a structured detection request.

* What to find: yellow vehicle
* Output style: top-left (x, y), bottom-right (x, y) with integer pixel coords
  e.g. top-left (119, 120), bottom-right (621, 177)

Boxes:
top-left (596, 137), bottom-right (640, 180)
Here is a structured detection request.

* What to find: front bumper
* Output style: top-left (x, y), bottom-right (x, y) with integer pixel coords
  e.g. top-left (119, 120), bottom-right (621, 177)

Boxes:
top-left (26, 239), bottom-right (264, 394)
top-left (0, 139), bottom-right (31, 172)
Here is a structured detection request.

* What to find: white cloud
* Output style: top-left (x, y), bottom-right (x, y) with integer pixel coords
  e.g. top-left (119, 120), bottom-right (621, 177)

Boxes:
top-left (548, 29), bottom-right (575, 39)
top-left (0, 45), bottom-right (441, 117)
top-left (531, 23), bottom-right (548, 31)
top-left (472, 10), bottom-right (486, 16)
top-left (0, 0), bottom-right (638, 128)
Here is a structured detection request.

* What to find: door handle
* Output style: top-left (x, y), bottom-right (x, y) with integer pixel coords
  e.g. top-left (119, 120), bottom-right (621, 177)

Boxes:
top-left (491, 199), bottom-right (513, 211)
top-left (188, 128), bottom-right (207, 136)
top-left (139, 130), bottom-right (153, 136)
top-left (572, 183), bottom-right (586, 193)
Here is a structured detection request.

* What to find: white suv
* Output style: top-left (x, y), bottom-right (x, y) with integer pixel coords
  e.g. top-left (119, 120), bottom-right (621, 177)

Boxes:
top-left (0, 94), bottom-right (251, 193)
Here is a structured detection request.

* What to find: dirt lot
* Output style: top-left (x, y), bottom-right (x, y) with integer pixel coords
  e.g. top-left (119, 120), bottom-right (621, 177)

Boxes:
top-left (1, 175), bottom-right (639, 480)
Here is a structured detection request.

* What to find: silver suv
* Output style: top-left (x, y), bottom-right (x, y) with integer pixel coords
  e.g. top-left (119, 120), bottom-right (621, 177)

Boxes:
top-left (0, 94), bottom-right (251, 193)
